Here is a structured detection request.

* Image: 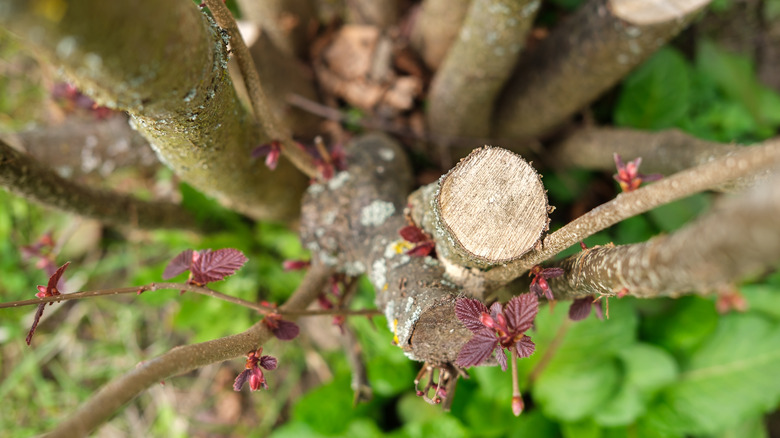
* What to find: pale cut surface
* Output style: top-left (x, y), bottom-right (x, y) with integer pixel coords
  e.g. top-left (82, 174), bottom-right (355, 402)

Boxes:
top-left (437, 147), bottom-right (548, 262)
top-left (610, 0), bottom-right (711, 26)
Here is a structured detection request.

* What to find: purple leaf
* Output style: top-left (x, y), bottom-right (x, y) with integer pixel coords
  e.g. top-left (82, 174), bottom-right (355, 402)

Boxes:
top-left (406, 241), bottom-right (435, 257)
top-left (271, 319), bottom-right (300, 341)
top-left (233, 369), bottom-right (251, 391)
top-left (505, 294), bottom-right (539, 333)
top-left (489, 301), bottom-right (502, 321)
top-left (568, 297), bottom-right (593, 321)
top-left (455, 329), bottom-right (497, 368)
top-left (541, 267), bottom-right (565, 279)
top-left (399, 225), bottom-right (428, 243)
top-left (163, 249), bottom-right (194, 280)
top-left (260, 355), bottom-right (278, 370)
top-left (251, 143), bottom-right (272, 159)
top-left (190, 248), bottom-right (248, 284)
top-left (44, 262), bottom-right (70, 296)
top-left (515, 335), bottom-right (536, 358)
top-left (25, 303), bottom-right (46, 346)
top-left (455, 297), bottom-right (490, 333)
top-left (495, 347), bottom-right (508, 371)
top-left (593, 300), bottom-right (604, 320)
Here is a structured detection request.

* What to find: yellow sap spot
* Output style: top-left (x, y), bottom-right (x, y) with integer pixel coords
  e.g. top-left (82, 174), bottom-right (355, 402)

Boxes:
top-left (382, 283), bottom-right (388, 292)
top-left (392, 319), bottom-right (400, 345)
top-left (34, 0), bottom-right (67, 22)
top-left (393, 240), bottom-right (414, 254)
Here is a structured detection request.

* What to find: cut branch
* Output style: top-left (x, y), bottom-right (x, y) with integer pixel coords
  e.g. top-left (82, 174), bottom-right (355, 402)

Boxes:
top-left (414, 147), bottom-right (549, 270)
top-left (48, 264), bottom-right (332, 438)
top-left (492, 0), bottom-right (710, 140)
top-left (483, 138), bottom-right (780, 287)
top-left (547, 171), bottom-right (780, 298)
top-left (427, 0), bottom-right (539, 161)
top-left (0, 138), bottom-right (200, 231)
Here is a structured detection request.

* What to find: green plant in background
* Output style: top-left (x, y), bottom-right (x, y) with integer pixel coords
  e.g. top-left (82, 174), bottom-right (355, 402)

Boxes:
top-left (2, 0), bottom-right (780, 436)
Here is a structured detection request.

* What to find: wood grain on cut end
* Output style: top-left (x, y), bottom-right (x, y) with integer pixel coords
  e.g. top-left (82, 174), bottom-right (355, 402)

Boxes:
top-left (437, 147), bottom-right (548, 264)
top-left (610, 0), bottom-right (711, 26)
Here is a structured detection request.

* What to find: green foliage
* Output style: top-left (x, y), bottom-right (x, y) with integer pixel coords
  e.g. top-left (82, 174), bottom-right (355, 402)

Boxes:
top-left (615, 42), bottom-right (780, 143)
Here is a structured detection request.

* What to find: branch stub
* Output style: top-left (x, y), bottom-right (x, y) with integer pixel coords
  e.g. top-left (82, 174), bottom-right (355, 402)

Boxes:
top-left (434, 146), bottom-right (549, 269)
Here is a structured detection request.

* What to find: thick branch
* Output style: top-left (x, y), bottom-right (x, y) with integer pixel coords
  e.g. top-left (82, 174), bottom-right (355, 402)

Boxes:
top-left (483, 138), bottom-right (780, 287)
top-left (3, 115), bottom-right (158, 179)
top-left (205, 0), bottom-right (319, 179)
top-left (1, 0), bottom-right (307, 220)
top-left (47, 264), bottom-right (332, 438)
top-left (428, 0), bottom-right (539, 154)
top-left (548, 171), bottom-right (780, 298)
top-left (410, 0), bottom-right (470, 70)
top-left (554, 127), bottom-right (764, 191)
top-left (492, 0), bottom-right (710, 140)
top-left (236, 0), bottom-right (317, 59)
top-left (0, 138), bottom-right (200, 231)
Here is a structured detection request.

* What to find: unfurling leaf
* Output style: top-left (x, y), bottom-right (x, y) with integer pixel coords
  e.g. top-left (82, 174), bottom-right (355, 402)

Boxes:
top-left (456, 329), bottom-right (498, 368)
top-left (163, 249), bottom-right (194, 280)
top-left (455, 297), bottom-right (490, 333)
top-left (27, 261), bottom-right (71, 345)
top-left (399, 225), bottom-right (428, 243)
top-left (190, 248), bottom-right (248, 284)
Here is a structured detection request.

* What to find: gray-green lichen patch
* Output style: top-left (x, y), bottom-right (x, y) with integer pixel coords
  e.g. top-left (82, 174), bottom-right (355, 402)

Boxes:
top-left (344, 261), bottom-right (366, 276)
top-left (378, 148), bottom-right (395, 162)
top-left (328, 171), bottom-right (351, 190)
top-left (360, 200), bottom-right (395, 227)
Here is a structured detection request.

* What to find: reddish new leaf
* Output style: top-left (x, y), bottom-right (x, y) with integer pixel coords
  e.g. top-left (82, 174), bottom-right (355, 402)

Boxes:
top-left (271, 319), bottom-right (300, 341)
top-left (455, 329), bottom-right (498, 368)
top-left (399, 225), bottom-right (428, 243)
top-left (568, 297), bottom-right (593, 321)
top-left (455, 297), bottom-right (490, 333)
top-left (27, 262), bottom-right (70, 345)
top-left (495, 345), bottom-right (508, 371)
top-left (515, 335), bottom-right (536, 358)
top-left (259, 355), bottom-right (278, 370)
top-left (504, 294), bottom-right (539, 333)
top-left (233, 369), bottom-right (251, 391)
top-left (406, 241), bottom-right (435, 257)
top-left (190, 248), bottom-right (248, 284)
top-left (163, 249), bottom-right (194, 280)
top-left (25, 304), bottom-right (46, 346)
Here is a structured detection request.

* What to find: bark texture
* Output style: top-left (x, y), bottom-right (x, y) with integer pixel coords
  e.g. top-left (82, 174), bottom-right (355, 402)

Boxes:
top-left (0, 138), bottom-right (199, 230)
top-left (427, 0), bottom-right (539, 159)
top-left (0, 0), bottom-right (307, 220)
top-left (554, 128), bottom-right (764, 192)
top-left (410, 0), bottom-right (470, 70)
top-left (492, 0), bottom-right (710, 140)
top-left (2, 115), bottom-right (158, 179)
top-left (236, 0), bottom-right (317, 59)
top-left (300, 134), bottom-right (472, 364)
top-left (548, 171), bottom-right (780, 298)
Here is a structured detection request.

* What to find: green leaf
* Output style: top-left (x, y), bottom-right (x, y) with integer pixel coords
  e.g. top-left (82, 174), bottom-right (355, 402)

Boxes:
top-left (644, 314), bottom-right (780, 434)
top-left (640, 296), bottom-right (719, 357)
top-left (741, 282), bottom-right (780, 321)
top-left (392, 415), bottom-right (469, 438)
top-left (506, 410), bottom-right (561, 438)
top-left (615, 48), bottom-right (692, 130)
top-left (647, 193), bottom-right (711, 233)
top-left (291, 375), bottom-right (369, 435)
top-left (561, 418), bottom-right (602, 438)
top-left (619, 343), bottom-right (678, 395)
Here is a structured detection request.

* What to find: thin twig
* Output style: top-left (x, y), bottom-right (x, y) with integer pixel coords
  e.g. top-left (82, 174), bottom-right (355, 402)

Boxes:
top-left (0, 281), bottom-right (379, 317)
top-left (204, 0), bottom-right (319, 179)
top-left (484, 140), bottom-right (780, 286)
top-left (48, 264), bottom-right (333, 437)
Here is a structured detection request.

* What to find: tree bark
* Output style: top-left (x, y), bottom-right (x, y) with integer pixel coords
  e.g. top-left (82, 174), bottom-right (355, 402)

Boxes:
top-left (553, 127), bottom-right (766, 192)
top-left (236, 0), bottom-right (317, 59)
top-left (410, 0), bottom-right (470, 71)
top-left (547, 171), bottom-right (780, 298)
top-left (492, 0), bottom-right (710, 140)
top-left (0, 138), bottom-right (200, 230)
top-left (0, 0), bottom-right (307, 221)
top-left (427, 0), bottom-right (539, 162)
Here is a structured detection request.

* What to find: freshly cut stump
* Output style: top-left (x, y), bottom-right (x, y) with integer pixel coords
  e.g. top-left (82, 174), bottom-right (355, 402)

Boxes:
top-left (434, 146), bottom-right (549, 269)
